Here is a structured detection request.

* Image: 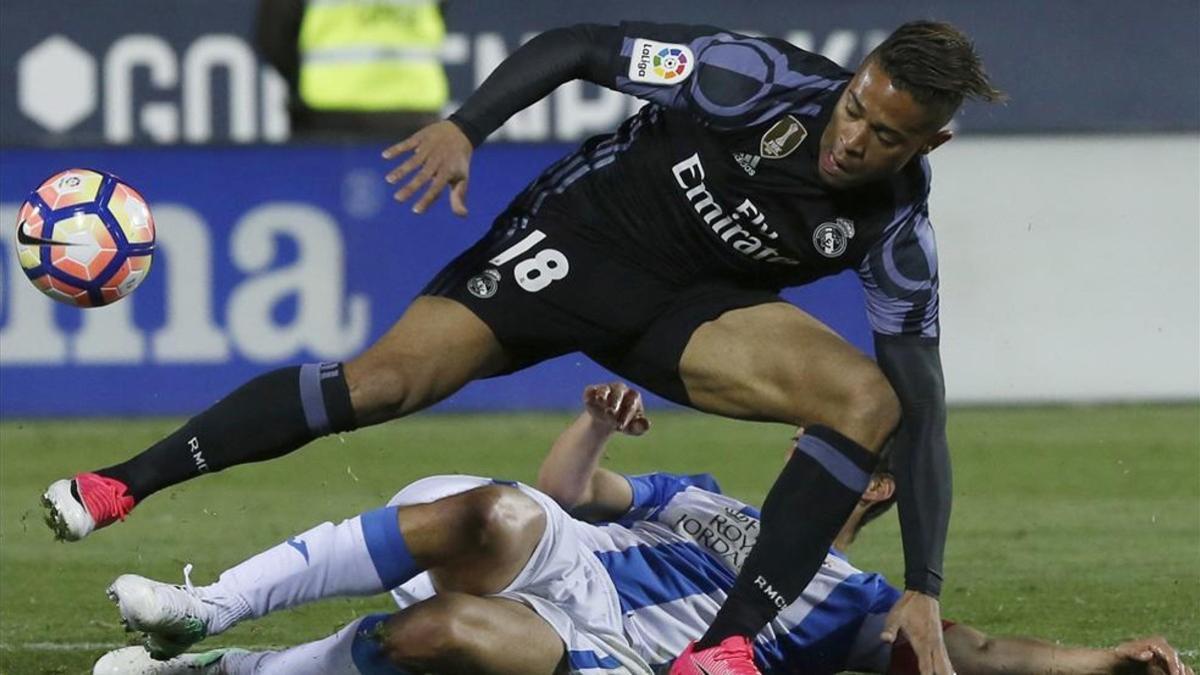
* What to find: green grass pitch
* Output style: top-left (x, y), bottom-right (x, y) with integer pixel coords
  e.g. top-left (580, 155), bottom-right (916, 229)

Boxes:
top-left (2, 405), bottom-right (1197, 673)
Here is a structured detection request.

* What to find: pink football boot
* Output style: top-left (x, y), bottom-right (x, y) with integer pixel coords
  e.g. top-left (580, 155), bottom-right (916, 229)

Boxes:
top-left (42, 472), bottom-right (135, 541)
top-left (670, 636), bottom-right (762, 675)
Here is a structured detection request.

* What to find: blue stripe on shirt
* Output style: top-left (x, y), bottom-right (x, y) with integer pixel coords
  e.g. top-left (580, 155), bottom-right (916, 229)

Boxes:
top-left (568, 650), bottom-right (622, 670)
top-left (594, 540), bottom-right (736, 613)
top-left (617, 473), bottom-right (722, 527)
top-left (755, 572), bottom-right (901, 673)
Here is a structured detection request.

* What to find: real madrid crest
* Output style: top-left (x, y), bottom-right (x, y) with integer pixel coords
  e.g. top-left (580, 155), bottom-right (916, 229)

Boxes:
top-left (467, 268), bottom-right (501, 299)
top-left (761, 115), bottom-right (808, 159)
top-left (812, 217), bottom-right (855, 258)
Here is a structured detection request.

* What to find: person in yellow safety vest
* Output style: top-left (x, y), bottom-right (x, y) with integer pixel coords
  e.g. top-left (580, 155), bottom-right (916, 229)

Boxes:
top-left (256, 0), bottom-right (449, 139)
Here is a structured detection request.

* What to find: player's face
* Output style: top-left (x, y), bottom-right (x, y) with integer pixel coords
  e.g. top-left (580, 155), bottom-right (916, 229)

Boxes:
top-left (818, 60), bottom-right (952, 189)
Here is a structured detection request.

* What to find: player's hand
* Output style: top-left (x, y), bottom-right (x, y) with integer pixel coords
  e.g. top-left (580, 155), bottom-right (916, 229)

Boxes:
top-left (881, 591), bottom-right (953, 675)
top-left (583, 383), bottom-right (650, 436)
top-left (1112, 637), bottom-right (1192, 675)
top-left (383, 120), bottom-right (473, 217)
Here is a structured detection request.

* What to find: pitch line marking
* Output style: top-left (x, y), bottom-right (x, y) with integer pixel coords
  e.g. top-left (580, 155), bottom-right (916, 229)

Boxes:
top-left (0, 642), bottom-right (290, 652)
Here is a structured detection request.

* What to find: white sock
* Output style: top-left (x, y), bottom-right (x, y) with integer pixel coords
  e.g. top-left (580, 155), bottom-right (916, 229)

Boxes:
top-left (218, 614), bottom-right (406, 675)
top-left (195, 506), bottom-right (420, 635)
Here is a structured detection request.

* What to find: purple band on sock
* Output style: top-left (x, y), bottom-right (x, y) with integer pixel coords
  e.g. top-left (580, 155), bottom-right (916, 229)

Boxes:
top-left (299, 363), bottom-right (331, 436)
top-left (796, 434), bottom-right (871, 492)
top-left (360, 506), bottom-right (420, 590)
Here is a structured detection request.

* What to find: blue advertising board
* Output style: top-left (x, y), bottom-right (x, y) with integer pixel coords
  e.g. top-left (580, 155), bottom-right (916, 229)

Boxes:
top-left (0, 144), bottom-right (871, 416)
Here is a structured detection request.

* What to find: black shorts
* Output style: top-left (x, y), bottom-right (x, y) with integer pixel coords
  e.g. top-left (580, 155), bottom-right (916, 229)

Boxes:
top-left (422, 204), bottom-right (780, 405)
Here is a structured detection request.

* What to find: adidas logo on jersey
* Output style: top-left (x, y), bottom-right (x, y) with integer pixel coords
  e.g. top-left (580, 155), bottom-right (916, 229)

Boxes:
top-left (733, 152), bottom-right (760, 176)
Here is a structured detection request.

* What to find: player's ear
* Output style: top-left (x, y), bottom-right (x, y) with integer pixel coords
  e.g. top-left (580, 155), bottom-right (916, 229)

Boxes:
top-left (919, 128), bottom-right (953, 155)
top-left (864, 474), bottom-right (895, 502)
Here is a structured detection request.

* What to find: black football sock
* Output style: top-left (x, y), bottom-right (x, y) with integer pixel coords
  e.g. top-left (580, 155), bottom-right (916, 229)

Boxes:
top-left (96, 362), bottom-right (357, 502)
top-left (696, 425), bottom-right (877, 649)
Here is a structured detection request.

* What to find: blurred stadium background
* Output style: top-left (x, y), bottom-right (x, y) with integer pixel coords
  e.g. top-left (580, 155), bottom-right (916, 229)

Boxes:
top-left (1, 1), bottom-right (1197, 673)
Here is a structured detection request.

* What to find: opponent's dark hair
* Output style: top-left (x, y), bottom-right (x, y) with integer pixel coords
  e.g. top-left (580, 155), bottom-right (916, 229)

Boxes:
top-left (867, 20), bottom-right (1006, 125)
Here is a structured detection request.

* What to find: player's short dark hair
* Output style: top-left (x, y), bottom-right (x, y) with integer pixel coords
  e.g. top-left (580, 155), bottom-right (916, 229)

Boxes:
top-left (867, 20), bottom-right (1006, 126)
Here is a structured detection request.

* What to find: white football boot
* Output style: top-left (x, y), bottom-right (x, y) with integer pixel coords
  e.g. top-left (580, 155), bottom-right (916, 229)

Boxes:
top-left (92, 646), bottom-right (237, 674)
top-left (42, 473), bottom-right (135, 541)
top-left (42, 477), bottom-right (98, 541)
top-left (108, 567), bottom-right (215, 660)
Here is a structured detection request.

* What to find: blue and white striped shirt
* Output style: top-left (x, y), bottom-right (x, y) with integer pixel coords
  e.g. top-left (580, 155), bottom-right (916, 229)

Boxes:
top-left (584, 472), bottom-right (900, 673)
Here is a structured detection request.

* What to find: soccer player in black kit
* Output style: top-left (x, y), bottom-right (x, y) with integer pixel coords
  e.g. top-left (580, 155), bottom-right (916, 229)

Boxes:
top-left (45, 20), bottom-right (1002, 675)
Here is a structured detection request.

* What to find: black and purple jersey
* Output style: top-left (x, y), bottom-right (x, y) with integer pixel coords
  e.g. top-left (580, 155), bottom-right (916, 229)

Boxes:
top-left (450, 21), bottom-right (954, 595)
top-left (502, 22), bottom-right (939, 339)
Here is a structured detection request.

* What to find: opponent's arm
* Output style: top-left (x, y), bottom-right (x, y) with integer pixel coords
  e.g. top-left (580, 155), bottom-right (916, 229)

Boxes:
top-left (943, 625), bottom-right (1192, 675)
top-left (536, 383), bottom-right (649, 521)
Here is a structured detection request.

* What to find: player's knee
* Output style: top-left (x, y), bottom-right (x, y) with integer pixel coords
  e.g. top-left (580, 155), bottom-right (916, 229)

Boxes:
top-left (832, 367), bottom-right (900, 451)
top-left (378, 596), bottom-right (477, 665)
top-left (344, 355), bottom-right (433, 424)
top-left (458, 485), bottom-right (544, 551)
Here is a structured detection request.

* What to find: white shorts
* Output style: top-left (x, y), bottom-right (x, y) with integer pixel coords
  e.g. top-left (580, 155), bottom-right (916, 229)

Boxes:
top-left (385, 475), bottom-right (654, 675)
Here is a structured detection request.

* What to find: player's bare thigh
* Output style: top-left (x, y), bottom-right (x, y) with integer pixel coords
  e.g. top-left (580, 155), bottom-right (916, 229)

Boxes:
top-left (403, 484), bottom-right (547, 596)
top-left (384, 593), bottom-right (567, 674)
top-left (345, 295), bottom-right (513, 425)
top-left (678, 302), bottom-right (899, 450)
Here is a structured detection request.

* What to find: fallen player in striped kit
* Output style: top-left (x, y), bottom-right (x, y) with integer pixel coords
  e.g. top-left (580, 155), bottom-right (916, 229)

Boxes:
top-left (94, 383), bottom-right (1190, 675)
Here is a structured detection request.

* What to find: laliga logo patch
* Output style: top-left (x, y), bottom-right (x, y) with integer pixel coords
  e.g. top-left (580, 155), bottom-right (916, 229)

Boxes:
top-left (630, 38), bottom-right (694, 85)
top-left (467, 268), bottom-right (501, 299)
top-left (760, 115), bottom-right (808, 159)
top-left (652, 47), bottom-right (689, 80)
top-left (812, 217), bottom-right (855, 258)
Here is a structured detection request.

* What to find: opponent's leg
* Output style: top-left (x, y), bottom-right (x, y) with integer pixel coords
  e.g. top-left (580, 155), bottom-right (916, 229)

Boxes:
top-left (44, 296), bottom-right (509, 541)
top-left (93, 599), bottom-right (566, 675)
top-left (672, 303), bottom-right (899, 663)
top-left (377, 595), bottom-right (567, 674)
top-left (108, 484), bottom-right (544, 658)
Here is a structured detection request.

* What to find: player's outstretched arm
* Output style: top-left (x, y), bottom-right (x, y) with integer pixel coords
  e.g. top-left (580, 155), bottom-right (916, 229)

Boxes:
top-left (942, 624), bottom-right (1193, 675)
top-left (859, 207), bottom-right (953, 673)
top-left (875, 334), bottom-right (954, 675)
top-left (384, 24), bottom-right (618, 215)
top-left (536, 382), bottom-right (649, 521)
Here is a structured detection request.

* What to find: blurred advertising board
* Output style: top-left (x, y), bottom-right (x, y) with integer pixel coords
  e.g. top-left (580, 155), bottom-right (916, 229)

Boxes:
top-left (0, 144), bottom-right (871, 416)
top-left (1, 1), bottom-right (1197, 146)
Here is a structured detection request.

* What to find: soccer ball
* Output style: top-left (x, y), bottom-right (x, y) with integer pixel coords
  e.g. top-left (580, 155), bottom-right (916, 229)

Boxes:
top-left (14, 168), bottom-right (155, 308)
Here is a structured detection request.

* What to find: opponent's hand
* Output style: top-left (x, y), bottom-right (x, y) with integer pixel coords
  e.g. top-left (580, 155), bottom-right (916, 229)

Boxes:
top-left (1112, 637), bottom-right (1192, 675)
top-left (882, 591), bottom-right (954, 675)
top-left (383, 120), bottom-right (473, 216)
top-left (583, 383), bottom-right (650, 436)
